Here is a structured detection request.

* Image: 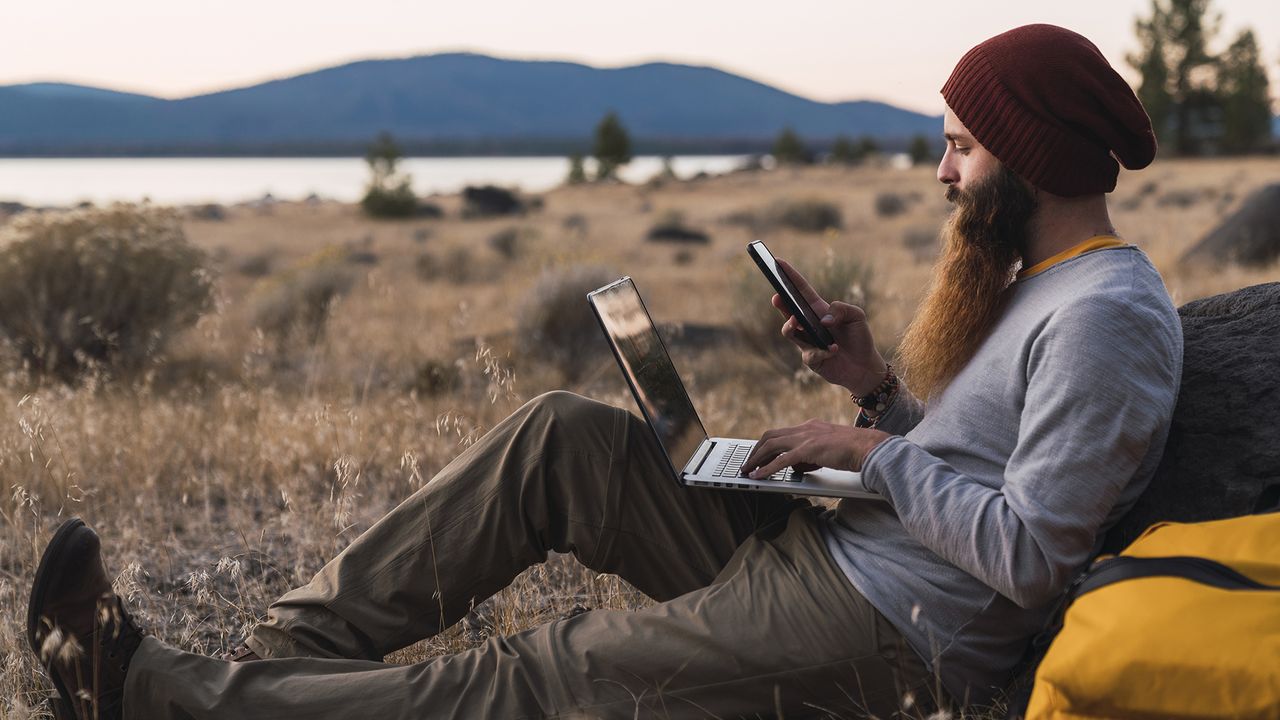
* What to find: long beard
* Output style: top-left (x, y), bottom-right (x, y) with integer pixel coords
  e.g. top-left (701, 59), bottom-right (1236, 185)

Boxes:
top-left (895, 166), bottom-right (1037, 403)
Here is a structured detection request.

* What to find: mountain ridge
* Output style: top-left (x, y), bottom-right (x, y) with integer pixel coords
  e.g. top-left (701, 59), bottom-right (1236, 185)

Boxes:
top-left (0, 53), bottom-right (943, 156)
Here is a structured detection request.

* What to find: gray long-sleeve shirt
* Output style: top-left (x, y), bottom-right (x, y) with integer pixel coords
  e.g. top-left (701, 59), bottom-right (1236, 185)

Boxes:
top-left (820, 244), bottom-right (1183, 705)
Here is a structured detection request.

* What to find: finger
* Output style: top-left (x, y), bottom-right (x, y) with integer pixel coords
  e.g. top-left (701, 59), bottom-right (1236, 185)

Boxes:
top-left (749, 452), bottom-right (796, 479)
top-left (790, 461), bottom-right (820, 473)
top-left (822, 301), bottom-right (868, 326)
top-left (780, 317), bottom-right (816, 349)
top-left (776, 258), bottom-right (829, 315)
top-left (742, 437), bottom-right (784, 475)
top-left (770, 294), bottom-right (792, 319)
top-left (800, 342), bottom-right (837, 361)
top-left (743, 427), bottom-right (804, 473)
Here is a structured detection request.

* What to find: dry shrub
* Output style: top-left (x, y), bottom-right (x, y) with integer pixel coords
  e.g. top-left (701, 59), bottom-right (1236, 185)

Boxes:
top-left (415, 247), bottom-right (477, 283)
top-left (237, 251), bottom-right (274, 277)
top-left (646, 210), bottom-right (710, 244)
top-left (874, 191), bottom-right (909, 218)
top-left (462, 185), bottom-right (524, 219)
top-left (731, 248), bottom-right (874, 374)
top-left (515, 265), bottom-right (617, 382)
top-left (488, 226), bottom-right (538, 260)
top-left (562, 213), bottom-right (589, 237)
top-left (409, 357), bottom-right (463, 396)
top-left (1157, 189), bottom-right (1201, 208)
top-left (0, 204), bottom-right (213, 381)
top-left (250, 247), bottom-right (356, 345)
top-left (769, 198), bottom-right (843, 233)
top-left (902, 226), bottom-right (940, 263)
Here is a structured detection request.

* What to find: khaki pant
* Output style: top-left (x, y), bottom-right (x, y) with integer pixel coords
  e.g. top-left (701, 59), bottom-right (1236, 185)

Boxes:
top-left (124, 391), bottom-right (937, 719)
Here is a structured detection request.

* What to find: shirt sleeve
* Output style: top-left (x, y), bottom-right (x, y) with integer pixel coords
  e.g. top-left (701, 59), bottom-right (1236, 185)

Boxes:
top-left (859, 294), bottom-right (1181, 609)
top-left (865, 383), bottom-right (926, 436)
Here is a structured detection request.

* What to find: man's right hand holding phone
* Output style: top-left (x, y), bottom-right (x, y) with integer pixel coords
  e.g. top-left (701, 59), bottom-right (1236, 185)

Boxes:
top-left (772, 258), bottom-right (889, 399)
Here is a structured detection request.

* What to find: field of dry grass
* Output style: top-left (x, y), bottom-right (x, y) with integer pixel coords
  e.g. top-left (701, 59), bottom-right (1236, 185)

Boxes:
top-left (1, 157), bottom-right (1277, 719)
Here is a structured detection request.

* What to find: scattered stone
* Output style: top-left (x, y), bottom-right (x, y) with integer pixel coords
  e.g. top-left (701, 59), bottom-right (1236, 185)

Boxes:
top-left (189, 203), bottom-right (227, 221)
top-left (1179, 183), bottom-right (1280, 269)
top-left (461, 185), bottom-right (523, 218)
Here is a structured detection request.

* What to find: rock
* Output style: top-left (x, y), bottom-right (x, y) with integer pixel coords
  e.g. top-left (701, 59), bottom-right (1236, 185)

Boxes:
top-left (461, 185), bottom-right (523, 218)
top-left (189, 203), bottom-right (227, 221)
top-left (1180, 183), bottom-right (1280, 269)
top-left (1102, 281), bottom-right (1280, 553)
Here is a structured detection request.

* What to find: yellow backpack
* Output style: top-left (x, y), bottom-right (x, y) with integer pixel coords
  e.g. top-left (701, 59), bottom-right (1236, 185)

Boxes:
top-left (1026, 511), bottom-right (1280, 719)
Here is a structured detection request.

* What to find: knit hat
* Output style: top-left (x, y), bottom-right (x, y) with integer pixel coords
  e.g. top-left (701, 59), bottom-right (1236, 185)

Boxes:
top-left (941, 24), bottom-right (1157, 197)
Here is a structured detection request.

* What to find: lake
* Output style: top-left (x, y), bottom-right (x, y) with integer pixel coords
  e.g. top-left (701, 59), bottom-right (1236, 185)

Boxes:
top-left (0, 156), bottom-right (751, 207)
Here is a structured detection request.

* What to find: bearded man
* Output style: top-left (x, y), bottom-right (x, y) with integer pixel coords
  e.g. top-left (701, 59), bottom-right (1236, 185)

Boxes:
top-left (27, 24), bottom-right (1182, 719)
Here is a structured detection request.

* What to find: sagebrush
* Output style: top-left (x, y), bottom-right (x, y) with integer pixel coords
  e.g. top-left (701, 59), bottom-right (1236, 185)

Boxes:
top-left (0, 204), bottom-right (213, 381)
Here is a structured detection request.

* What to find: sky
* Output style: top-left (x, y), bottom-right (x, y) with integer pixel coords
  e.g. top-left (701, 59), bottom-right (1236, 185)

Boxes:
top-left (2, 0), bottom-right (1277, 115)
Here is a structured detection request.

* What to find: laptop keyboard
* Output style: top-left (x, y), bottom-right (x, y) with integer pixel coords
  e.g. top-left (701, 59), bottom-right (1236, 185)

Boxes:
top-left (711, 443), bottom-right (799, 482)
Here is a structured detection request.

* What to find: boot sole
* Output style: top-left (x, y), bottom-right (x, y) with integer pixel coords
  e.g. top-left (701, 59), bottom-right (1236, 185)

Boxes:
top-left (26, 517), bottom-right (86, 720)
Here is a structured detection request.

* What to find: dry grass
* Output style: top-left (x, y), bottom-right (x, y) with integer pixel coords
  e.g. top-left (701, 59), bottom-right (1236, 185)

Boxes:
top-left (2, 157), bottom-right (1278, 719)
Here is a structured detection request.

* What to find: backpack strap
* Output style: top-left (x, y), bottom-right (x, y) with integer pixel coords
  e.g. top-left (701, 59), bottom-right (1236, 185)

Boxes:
top-left (1077, 555), bottom-right (1280, 597)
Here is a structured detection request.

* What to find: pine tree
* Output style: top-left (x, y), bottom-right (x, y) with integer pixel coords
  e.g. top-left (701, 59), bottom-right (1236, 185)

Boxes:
top-left (1129, 12), bottom-right (1174, 145)
top-left (1128, 0), bottom-right (1221, 155)
top-left (592, 113), bottom-right (632, 181)
top-left (361, 131), bottom-right (417, 218)
top-left (566, 154), bottom-right (588, 185)
top-left (908, 135), bottom-right (935, 165)
top-left (1217, 29), bottom-right (1273, 153)
top-left (771, 127), bottom-right (810, 165)
top-left (830, 135), bottom-right (858, 165)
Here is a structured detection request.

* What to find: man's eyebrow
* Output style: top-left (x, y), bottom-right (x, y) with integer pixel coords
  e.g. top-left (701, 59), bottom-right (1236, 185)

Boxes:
top-left (943, 132), bottom-right (969, 142)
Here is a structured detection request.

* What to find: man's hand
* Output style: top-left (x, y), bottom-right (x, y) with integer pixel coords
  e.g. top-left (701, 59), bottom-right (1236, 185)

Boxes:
top-left (741, 420), bottom-right (892, 479)
top-left (772, 258), bottom-right (888, 396)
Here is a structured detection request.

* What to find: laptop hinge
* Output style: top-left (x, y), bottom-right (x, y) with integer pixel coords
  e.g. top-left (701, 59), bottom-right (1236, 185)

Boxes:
top-left (687, 439), bottom-right (716, 476)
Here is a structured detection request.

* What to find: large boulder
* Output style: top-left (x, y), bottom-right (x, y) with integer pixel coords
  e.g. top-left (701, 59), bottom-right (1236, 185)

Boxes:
top-left (1102, 281), bottom-right (1280, 553)
top-left (1180, 184), bottom-right (1280, 269)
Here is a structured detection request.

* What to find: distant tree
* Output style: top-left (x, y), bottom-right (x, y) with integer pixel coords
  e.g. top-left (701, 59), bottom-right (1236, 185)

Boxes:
top-left (856, 135), bottom-right (880, 159)
top-left (908, 135), bottom-right (935, 165)
top-left (365, 131), bottom-right (402, 187)
top-left (1129, 0), bottom-right (1275, 155)
top-left (772, 127), bottom-right (811, 165)
top-left (830, 135), bottom-right (858, 165)
top-left (593, 112), bottom-right (632, 181)
top-left (659, 156), bottom-right (678, 180)
top-left (361, 131), bottom-right (418, 218)
top-left (1216, 29), bottom-right (1273, 153)
top-left (566, 154), bottom-right (588, 185)
top-left (1130, 12), bottom-right (1175, 145)
top-left (1129, 0), bottom-right (1222, 155)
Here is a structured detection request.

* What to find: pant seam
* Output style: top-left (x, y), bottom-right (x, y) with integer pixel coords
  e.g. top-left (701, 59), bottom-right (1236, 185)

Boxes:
top-left (557, 650), bottom-right (891, 717)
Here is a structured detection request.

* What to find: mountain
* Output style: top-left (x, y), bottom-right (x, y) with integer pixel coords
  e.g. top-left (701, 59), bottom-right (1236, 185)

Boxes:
top-left (0, 54), bottom-right (941, 156)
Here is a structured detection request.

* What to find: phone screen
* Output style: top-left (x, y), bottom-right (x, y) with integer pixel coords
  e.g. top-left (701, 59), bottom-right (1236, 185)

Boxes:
top-left (748, 240), bottom-right (833, 347)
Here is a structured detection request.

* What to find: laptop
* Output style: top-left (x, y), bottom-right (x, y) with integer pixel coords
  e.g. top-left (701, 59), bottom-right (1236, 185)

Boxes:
top-left (587, 276), bottom-right (881, 500)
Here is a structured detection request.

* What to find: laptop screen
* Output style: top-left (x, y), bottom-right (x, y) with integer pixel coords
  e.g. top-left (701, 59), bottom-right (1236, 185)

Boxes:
top-left (588, 278), bottom-right (709, 477)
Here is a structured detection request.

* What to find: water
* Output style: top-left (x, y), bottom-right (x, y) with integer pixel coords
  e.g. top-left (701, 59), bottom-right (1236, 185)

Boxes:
top-left (0, 155), bottom-right (750, 207)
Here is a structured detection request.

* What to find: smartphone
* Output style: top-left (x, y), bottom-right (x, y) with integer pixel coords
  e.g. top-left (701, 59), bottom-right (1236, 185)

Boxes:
top-left (747, 240), bottom-right (835, 349)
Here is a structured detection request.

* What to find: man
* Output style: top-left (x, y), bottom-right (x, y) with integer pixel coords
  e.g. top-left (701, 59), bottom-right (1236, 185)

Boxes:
top-left (27, 24), bottom-right (1182, 719)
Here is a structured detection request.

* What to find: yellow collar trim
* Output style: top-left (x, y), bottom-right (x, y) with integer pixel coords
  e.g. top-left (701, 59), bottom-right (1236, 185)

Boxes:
top-left (1016, 236), bottom-right (1128, 281)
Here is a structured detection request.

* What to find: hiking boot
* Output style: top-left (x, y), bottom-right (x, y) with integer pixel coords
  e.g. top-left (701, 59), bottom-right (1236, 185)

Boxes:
top-left (223, 644), bottom-right (261, 662)
top-left (26, 518), bottom-right (145, 720)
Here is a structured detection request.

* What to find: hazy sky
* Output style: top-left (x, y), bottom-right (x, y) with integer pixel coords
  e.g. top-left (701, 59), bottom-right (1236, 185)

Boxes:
top-left (3, 0), bottom-right (1277, 114)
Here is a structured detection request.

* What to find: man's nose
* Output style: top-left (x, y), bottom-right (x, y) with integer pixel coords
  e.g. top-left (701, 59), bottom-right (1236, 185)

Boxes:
top-left (937, 152), bottom-right (959, 186)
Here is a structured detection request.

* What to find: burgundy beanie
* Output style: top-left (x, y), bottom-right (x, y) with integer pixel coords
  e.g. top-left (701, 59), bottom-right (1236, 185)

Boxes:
top-left (941, 24), bottom-right (1157, 196)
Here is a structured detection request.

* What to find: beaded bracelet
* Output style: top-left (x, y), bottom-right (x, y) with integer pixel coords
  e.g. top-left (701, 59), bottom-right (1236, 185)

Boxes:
top-left (851, 363), bottom-right (900, 429)
top-left (851, 363), bottom-right (899, 411)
